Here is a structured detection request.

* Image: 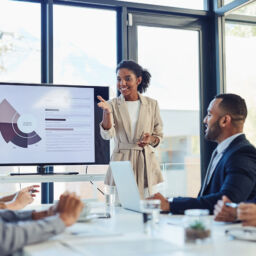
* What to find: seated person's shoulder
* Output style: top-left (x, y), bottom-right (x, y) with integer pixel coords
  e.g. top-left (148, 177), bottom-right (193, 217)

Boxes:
top-left (237, 142), bottom-right (256, 155)
top-left (230, 137), bottom-right (256, 155)
top-left (226, 147), bottom-right (256, 170)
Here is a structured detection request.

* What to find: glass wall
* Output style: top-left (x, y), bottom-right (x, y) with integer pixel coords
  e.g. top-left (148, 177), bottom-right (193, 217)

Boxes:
top-left (0, 2), bottom-right (117, 203)
top-left (54, 5), bottom-right (117, 99)
top-left (138, 26), bottom-right (201, 197)
top-left (224, 0), bottom-right (235, 4)
top-left (53, 5), bottom-right (117, 201)
top-left (0, 0), bottom-right (41, 203)
top-left (0, 0), bottom-right (40, 83)
top-left (119, 0), bottom-right (205, 10)
top-left (3, 0), bottom-right (250, 204)
top-left (232, 1), bottom-right (256, 15)
top-left (225, 22), bottom-right (256, 146)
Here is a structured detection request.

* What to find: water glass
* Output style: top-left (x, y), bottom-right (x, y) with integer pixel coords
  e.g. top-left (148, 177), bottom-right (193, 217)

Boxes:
top-left (104, 186), bottom-right (116, 207)
top-left (140, 199), bottom-right (161, 235)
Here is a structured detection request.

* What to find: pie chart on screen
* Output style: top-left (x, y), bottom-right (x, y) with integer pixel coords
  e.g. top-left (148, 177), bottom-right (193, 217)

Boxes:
top-left (0, 99), bottom-right (41, 148)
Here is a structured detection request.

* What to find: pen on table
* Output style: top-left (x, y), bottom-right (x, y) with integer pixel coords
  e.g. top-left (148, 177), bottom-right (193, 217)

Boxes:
top-left (89, 180), bottom-right (105, 195)
top-left (30, 189), bottom-right (39, 194)
top-left (225, 202), bottom-right (238, 208)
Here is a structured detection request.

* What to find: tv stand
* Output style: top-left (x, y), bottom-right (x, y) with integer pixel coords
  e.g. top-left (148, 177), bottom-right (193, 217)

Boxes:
top-left (10, 165), bottom-right (79, 176)
top-left (10, 172), bottom-right (79, 176)
top-left (9, 165), bottom-right (79, 203)
top-left (4, 165), bottom-right (104, 204)
top-left (38, 165), bottom-right (51, 175)
top-left (0, 172), bottom-right (105, 203)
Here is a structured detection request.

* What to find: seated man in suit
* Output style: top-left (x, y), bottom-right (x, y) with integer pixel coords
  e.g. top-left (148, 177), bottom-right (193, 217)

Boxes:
top-left (151, 93), bottom-right (256, 214)
top-left (0, 192), bottom-right (83, 256)
top-left (214, 195), bottom-right (256, 226)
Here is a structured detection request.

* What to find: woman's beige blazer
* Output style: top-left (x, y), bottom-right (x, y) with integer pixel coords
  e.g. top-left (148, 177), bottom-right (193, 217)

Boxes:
top-left (100, 93), bottom-right (163, 198)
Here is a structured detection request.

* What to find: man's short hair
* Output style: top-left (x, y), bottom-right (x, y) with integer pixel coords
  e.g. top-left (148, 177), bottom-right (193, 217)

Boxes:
top-left (215, 93), bottom-right (247, 122)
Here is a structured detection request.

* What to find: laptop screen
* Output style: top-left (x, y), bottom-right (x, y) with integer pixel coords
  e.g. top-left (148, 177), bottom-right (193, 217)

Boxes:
top-left (110, 161), bottom-right (141, 212)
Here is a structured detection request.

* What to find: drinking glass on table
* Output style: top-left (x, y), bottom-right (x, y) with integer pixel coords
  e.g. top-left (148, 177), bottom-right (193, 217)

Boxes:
top-left (104, 186), bottom-right (116, 207)
top-left (140, 199), bottom-right (161, 235)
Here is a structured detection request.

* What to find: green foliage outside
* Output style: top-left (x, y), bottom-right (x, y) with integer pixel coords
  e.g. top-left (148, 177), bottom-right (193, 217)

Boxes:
top-left (232, 2), bottom-right (256, 17)
top-left (0, 32), bottom-right (14, 72)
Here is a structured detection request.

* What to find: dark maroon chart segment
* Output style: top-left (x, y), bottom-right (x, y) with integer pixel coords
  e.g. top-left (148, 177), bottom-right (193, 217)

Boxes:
top-left (0, 99), bottom-right (41, 148)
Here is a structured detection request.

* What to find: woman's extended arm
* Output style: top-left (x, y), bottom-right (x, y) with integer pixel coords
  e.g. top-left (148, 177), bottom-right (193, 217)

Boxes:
top-left (97, 95), bottom-right (112, 130)
top-left (0, 194), bottom-right (16, 203)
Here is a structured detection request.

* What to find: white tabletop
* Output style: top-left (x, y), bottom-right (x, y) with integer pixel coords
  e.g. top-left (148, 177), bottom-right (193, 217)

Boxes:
top-left (23, 203), bottom-right (256, 256)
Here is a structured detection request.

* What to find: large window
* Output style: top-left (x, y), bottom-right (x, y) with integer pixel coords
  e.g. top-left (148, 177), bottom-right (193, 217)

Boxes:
top-left (119, 0), bottom-right (205, 10)
top-left (232, 1), bottom-right (256, 15)
top-left (54, 5), bottom-right (117, 98)
top-left (137, 26), bottom-right (201, 197)
top-left (225, 22), bottom-right (256, 145)
top-left (0, 0), bottom-right (40, 83)
top-left (0, 0), bottom-right (40, 201)
top-left (1, 0), bottom-right (243, 204)
top-left (0, 3), bottom-right (117, 203)
top-left (224, 0), bottom-right (235, 4)
top-left (53, 5), bottom-right (117, 201)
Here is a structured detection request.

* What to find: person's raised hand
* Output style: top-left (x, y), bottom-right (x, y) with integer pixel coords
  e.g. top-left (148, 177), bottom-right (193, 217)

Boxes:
top-left (148, 192), bottom-right (170, 212)
top-left (214, 195), bottom-right (237, 222)
top-left (97, 95), bottom-right (111, 114)
top-left (6, 187), bottom-right (37, 210)
top-left (22, 185), bottom-right (40, 198)
top-left (57, 192), bottom-right (84, 227)
top-left (238, 203), bottom-right (256, 226)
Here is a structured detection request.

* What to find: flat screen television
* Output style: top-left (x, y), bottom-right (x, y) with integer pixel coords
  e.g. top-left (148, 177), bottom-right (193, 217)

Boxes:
top-left (0, 82), bottom-right (110, 167)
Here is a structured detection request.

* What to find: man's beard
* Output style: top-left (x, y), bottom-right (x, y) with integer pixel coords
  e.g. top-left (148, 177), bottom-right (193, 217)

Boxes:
top-left (205, 118), bottom-right (222, 142)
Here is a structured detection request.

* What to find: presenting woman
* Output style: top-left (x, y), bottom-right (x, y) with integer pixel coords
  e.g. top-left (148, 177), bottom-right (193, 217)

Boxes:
top-left (97, 60), bottom-right (163, 198)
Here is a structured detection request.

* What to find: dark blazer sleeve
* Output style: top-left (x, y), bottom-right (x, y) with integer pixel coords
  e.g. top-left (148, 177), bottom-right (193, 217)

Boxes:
top-left (247, 199), bottom-right (256, 203)
top-left (170, 145), bottom-right (256, 214)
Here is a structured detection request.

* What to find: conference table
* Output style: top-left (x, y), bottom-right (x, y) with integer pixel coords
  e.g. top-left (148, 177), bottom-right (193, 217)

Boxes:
top-left (22, 202), bottom-right (256, 256)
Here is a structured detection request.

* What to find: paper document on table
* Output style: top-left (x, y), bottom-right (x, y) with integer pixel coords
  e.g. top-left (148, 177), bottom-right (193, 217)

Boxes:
top-left (23, 240), bottom-right (82, 256)
top-left (62, 237), bottom-right (180, 256)
top-left (164, 217), bottom-right (183, 226)
top-left (65, 223), bottom-right (122, 238)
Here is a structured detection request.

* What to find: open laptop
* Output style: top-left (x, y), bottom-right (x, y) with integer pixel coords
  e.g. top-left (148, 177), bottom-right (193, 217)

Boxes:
top-left (110, 161), bottom-right (141, 212)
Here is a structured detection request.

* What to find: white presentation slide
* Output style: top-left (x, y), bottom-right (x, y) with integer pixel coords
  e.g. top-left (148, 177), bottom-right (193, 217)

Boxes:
top-left (0, 84), bottom-right (95, 164)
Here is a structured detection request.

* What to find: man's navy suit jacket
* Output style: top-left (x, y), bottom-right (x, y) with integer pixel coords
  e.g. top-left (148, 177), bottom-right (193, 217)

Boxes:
top-left (171, 134), bottom-right (256, 214)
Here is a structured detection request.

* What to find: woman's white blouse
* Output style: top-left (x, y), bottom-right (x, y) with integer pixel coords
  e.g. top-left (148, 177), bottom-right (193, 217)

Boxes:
top-left (125, 100), bottom-right (141, 139)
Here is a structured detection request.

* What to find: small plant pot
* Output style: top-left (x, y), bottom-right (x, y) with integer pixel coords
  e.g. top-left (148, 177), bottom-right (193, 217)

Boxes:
top-left (185, 227), bottom-right (211, 242)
